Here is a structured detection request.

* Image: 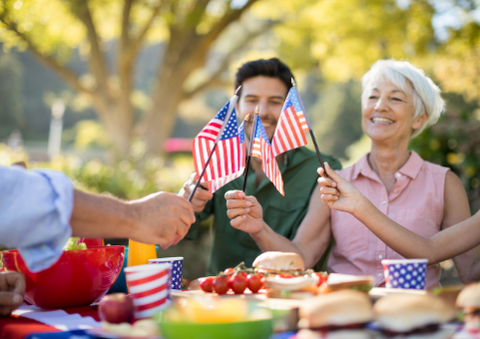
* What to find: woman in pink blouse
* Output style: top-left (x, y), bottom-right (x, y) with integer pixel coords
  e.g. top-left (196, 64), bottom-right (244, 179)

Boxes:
top-left (225, 59), bottom-right (476, 287)
top-left (319, 59), bottom-right (476, 288)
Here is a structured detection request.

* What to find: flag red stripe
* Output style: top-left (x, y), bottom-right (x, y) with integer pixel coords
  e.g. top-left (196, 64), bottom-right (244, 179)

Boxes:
top-left (135, 296), bottom-right (168, 312)
top-left (126, 270), bottom-right (168, 287)
top-left (132, 283), bottom-right (168, 298)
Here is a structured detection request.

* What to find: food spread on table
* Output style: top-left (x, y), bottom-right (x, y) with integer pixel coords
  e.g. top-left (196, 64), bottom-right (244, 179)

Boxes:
top-left (4, 249), bottom-right (480, 339)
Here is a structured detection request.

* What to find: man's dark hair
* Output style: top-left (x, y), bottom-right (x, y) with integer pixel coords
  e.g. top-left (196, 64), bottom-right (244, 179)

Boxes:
top-left (234, 58), bottom-right (294, 96)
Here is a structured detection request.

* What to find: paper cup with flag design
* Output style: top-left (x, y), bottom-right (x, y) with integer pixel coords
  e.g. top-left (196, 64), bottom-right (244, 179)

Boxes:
top-left (382, 259), bottom-right (428, 290)
top-left (124, 263), bottom-right (171, 319)
top-left (149, 256), bottom-right (183, 291)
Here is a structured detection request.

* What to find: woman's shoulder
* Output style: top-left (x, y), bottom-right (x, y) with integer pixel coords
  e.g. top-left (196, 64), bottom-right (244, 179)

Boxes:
top-left (420, 158), bottom-right (450, 178)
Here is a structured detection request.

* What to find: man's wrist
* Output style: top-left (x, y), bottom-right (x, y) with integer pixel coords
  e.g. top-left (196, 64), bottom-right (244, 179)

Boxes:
top-left (249, 220), bottom-right (267, 238)
top-left (122, 200), bottom-right (140, 239)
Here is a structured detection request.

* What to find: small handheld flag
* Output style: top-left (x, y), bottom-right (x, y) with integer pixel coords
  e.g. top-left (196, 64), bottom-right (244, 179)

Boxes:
top-left (191, 95), bottom-right (244, 196)
top-left (288, 78), bottom-right (328, 174)
top-left (271, 85), bottom-right (309, 157)
top-left (251, 113), bottom-right (284, 196)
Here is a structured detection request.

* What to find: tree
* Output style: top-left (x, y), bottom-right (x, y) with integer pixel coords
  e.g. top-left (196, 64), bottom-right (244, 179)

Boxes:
top-left (258, 0), bottom-right (437, 156)
top-left (0, 49), bottom-right (24, 138)
top-left (0, 0), bottom-right (270, 157)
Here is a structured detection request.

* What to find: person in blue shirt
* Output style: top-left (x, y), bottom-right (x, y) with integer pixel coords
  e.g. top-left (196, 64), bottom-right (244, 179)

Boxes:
top-left (0, 165), bottom-right (195, 316)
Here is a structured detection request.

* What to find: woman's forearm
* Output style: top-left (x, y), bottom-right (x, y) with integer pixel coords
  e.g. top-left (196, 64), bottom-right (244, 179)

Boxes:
top-left (354, 198), bottom-right (480, 264)
top-left (250, 222), bottom-right (306, 258)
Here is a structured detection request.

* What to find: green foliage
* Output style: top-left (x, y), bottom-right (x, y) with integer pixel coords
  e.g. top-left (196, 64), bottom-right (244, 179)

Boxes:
top-left (310, 80), bottom-right (363, 159)
top-left (258, 0), bottom-right (436, 80)
top-left (73, 120), bottom-right (111, 149)
top-left (410, 92), bottom-right (480, 212)
top-left (431, 6), bottom-right (480, 104)
top-left (0, 50), bottom-right (24, 138)
top-left (0, 143), bottom-right (194, 199)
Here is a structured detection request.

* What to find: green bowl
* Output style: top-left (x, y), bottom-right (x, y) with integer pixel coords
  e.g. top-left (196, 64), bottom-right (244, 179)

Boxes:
top-left (155, 314), bottom-right (273, 339)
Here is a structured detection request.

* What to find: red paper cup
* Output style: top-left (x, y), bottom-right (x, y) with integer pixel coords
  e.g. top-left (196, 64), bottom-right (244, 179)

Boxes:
top-left (124, 263), bottom-right (171, 319)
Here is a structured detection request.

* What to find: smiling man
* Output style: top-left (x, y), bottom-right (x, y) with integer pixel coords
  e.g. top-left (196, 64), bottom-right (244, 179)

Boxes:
top-left (181, 58), bottom-right (341, 275)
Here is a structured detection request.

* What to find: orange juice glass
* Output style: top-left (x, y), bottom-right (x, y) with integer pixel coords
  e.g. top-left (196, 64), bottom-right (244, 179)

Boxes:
top-left (127, 239), bottom-right (157, 266)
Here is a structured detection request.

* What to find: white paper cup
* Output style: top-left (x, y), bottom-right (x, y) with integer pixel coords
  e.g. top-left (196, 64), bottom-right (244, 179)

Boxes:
top-left (382, 259), bottom-right (428, 290)
top-left (124, 263), bottom-right (171, 319)
top-left (149, 257), bottom-right (183, 291)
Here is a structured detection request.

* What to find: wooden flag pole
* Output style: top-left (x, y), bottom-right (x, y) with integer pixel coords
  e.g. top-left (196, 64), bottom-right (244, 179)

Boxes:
top-left (242, 107), bottom-right (259, 192)
top-left (188, 92), bottom-right (239, 202)
top-left (291, 78), bottom-right (328, 177)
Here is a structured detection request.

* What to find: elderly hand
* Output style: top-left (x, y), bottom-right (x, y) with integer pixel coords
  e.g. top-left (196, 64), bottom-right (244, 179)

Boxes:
top-left (130, 192), bottom-right (195, 249)
top-left (225, 190), bottom-right (263, 235)
top-left (180, 173), bottom-right (213, 213)
top-left (0, 272), bottom-right (25, 317)
top-left (317, 162), bottom-right (364, 215)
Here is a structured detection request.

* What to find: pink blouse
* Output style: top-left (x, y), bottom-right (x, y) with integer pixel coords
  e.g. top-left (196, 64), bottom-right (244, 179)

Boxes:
top-left (328, 151), bottom-right (449, 288)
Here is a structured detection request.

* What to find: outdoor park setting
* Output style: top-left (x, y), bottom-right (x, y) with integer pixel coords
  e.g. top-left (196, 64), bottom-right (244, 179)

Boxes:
top-left (1, 0), bottom-right (480, 338)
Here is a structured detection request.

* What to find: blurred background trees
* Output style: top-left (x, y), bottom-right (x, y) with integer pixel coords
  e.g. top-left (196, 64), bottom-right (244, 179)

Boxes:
top-left (1, 0), bottom-right (479, 279)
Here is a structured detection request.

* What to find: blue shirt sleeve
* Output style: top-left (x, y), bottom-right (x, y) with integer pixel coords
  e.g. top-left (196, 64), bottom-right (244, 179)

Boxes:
top-left (0, 166), bottom-right (74, 272)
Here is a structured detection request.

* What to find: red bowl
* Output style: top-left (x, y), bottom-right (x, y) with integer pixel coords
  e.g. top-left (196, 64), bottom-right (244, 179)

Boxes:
top-left (1, 245), bottom-right (124, 309)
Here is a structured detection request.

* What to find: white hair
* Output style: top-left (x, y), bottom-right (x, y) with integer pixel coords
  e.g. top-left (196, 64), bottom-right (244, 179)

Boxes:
top-left (361, 60), bottom-right (445, 138)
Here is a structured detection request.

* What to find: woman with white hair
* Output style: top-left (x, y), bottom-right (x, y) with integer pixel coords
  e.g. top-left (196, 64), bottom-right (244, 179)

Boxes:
top-left (315, 59), bottom-right (477, 287)
top-left (224, 59), bottom-right (478, 287)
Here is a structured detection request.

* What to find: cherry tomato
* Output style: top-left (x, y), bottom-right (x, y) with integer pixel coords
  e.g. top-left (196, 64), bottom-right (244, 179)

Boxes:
top-left (213, 276), bottom-right (229, 295)
top-left (182, 279), bottom-right (190, 290)
top-left (227, 271), bottom-right (246, 289)
top-left (223, 268), bottom-right (235, 275)
top-left (247, 273), bottom-right (265, 293)
top-left (200, 277), bottom-right (215, 293)
top-left (314, 272), bottom-right (328, 287)
top-left (230, 273), bottom-right (247, 294)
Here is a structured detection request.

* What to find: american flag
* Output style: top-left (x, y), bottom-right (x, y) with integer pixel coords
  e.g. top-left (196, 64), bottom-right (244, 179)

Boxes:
top-left (252, 116), bottom-right (284, 195)
top-left (192, 98), bottom-right (245, 193)
top-left (272, 86), bottom-right (310, 157)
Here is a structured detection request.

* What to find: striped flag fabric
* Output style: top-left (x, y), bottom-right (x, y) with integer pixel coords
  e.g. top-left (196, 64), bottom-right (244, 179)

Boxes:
top-left (192, 98), bottom-right (245, 193)
top-left (124, 263), bottom-right (171, 319)
top-left (208, 120), bottom-right (246, 192)
top-left (252, 116), bottom-right (284, 195)
top-left (272, 86), bottom-right (310, 157)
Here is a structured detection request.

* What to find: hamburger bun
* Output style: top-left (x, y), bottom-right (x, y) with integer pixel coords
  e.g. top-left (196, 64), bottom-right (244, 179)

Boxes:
top-left (320, 273), bottom-right (374, 293)
top-left (298, 290), bottom-right (373, 329)
top-left (253, 251), bottom-right (305, 272)
top-left (296, 328), bottom-right (372, 339)
top-left (456, 282), bottom-right (480, 310)
top-left (374, 294), bottom-right (453, 333)
top-left (456, 282), bottom-right (480, 329)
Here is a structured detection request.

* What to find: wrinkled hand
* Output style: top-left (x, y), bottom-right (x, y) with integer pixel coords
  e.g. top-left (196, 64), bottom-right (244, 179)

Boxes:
top-left (225, 190), bottom-right (263, 235)
top-left (317, 162), bottom-right (363, 215)
top-left (181, 173), bottom-right (213, 213)
top-left (0, 272), bottom-right (25, 317)
top-left (130, 192), bottom-right (195, 249)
